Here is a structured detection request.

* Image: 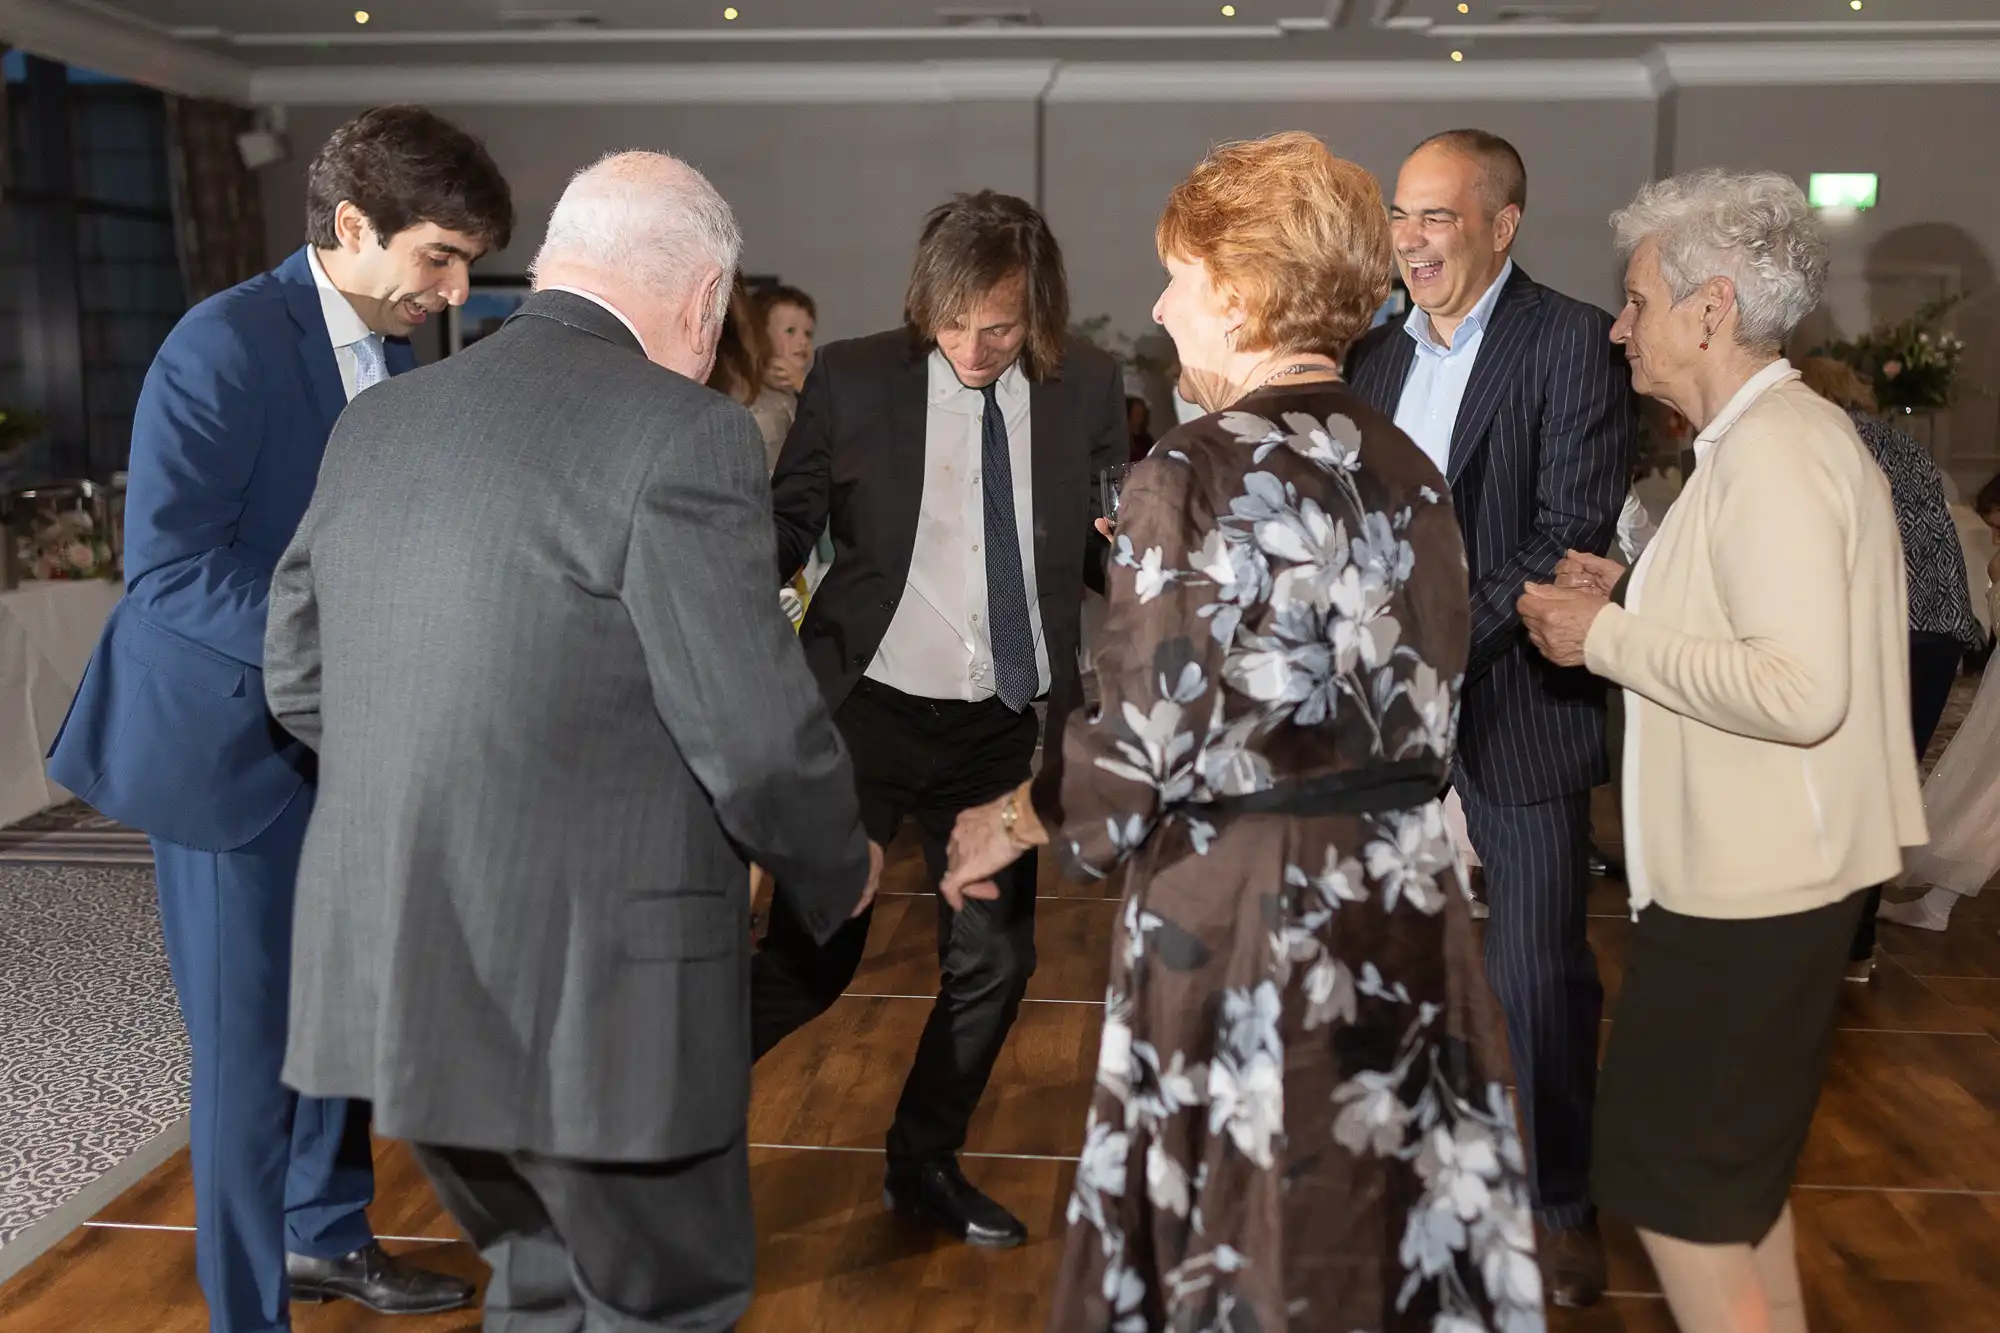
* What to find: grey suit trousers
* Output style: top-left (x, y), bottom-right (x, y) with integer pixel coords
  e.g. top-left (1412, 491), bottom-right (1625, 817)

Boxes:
top-left (414, 1140), bottom-right (752, 1332)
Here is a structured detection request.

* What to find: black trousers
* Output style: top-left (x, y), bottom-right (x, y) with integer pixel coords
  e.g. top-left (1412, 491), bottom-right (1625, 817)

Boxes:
top-left (1461, 786), bottom-right (1602, 1230)
top-left (1851, 630), bottom-right (1965, 960)
top-left (750, 676), bottom-right (1041, 1166)
top-left (413, 1138), bottom-right (753, 1333)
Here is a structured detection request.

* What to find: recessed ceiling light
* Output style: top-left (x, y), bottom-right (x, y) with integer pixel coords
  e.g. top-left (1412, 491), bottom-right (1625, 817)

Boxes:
top-left (724, 5), bottom-right (739, 17)
top-left (1458, 2), bottom-right (1469, 11)
top-left (1221, 4), bottom-right (1236, 15)
top-left (353, 8), bottom-right (369, 21)
top-left (1850, 0), bottom-right (1862, 8)
top-left (1450, 49), bottom-right (1464, 61)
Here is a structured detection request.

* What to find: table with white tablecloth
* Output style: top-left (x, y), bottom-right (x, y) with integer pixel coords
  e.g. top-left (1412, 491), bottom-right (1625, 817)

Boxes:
top-left (0, 579), bottom-right (120, 828)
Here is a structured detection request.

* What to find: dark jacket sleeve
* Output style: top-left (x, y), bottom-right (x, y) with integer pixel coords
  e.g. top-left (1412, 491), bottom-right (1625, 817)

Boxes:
top-left (625, 396), bottom-right (870, 944)
top-left (769, 351), bottom-right (835, 581)
top-left (1463, 301), bottom-right (1637, 681)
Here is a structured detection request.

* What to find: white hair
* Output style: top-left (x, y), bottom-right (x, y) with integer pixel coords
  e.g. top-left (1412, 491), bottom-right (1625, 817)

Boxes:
top-left (1610, 169), bottom-right (1828, 352)
top-left (530, 150), bottom-right (741, 325)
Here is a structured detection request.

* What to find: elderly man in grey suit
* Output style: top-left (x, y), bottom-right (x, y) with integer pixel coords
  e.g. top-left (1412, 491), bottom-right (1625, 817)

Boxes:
top-left (263, 151), bottom-right (878, 1332)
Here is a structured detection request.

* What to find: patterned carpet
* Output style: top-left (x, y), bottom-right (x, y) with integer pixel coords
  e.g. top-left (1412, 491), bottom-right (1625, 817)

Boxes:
top-left (0, 862), bottom-right (186, 1249)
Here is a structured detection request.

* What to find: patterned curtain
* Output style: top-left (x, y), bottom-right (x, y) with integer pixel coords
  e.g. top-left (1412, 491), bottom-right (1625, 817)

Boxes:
top-left (0, 45), bottom-right (10, 193)
top-left (164, 96), bottom-right (267, 303)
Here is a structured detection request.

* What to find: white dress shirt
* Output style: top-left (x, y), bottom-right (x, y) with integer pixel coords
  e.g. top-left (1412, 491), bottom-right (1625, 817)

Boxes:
top-left (1392, 258), bottom-right (1515, 476)
top-left (866, 351), bottom-right (1050, 703)
top-left (306, 246), bottom-right (379, 403)
top-left (540, 284), bottom-right (648, 356)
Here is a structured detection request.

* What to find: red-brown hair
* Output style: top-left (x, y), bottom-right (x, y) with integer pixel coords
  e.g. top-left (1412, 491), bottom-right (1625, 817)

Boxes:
top-left (1156, 131), bottom-right (1393, 360)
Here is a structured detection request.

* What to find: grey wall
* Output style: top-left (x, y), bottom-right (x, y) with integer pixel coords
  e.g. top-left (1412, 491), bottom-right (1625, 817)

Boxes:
top-left (263, 86), bottom-right (2000, 478)
top-left (265, 101), bottom-right (1039, 344)
top-left (262, 96), bottom-right (1655, 348)
top-left (1045, 98), bottom-right (1658, 347)
top-left (1672, 83), bottom-right (2000, 493)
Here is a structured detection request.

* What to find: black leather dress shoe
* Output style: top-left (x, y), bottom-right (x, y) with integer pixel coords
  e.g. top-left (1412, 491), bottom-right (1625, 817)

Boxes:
top-left (1540, 1221), bottom-right (1608, 1309)
top-left (288, 1241), bottom-right (475, 1315)
top-left (884, 1159), bottom-right (1027, 1249)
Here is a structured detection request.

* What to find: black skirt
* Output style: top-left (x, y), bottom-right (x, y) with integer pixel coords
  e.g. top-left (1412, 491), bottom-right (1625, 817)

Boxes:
top-left (1592, 890), bottom-right (1865, 1244)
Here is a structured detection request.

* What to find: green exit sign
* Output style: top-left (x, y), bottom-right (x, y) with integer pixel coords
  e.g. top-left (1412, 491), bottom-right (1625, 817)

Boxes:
top-left (1809, 173), bottom-right (1879, 209)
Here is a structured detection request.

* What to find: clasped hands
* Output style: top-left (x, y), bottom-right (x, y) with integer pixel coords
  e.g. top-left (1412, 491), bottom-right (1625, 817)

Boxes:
top-left (1516, 548), bottom-right (1623, 668)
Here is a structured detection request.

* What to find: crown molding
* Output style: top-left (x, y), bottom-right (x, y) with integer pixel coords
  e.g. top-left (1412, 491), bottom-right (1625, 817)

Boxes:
top-left (208, 24), bottom-right (1291, 49)
top-left (1660, 40), bottom-right (2000, 87)
top-left (248, 59), bottom-right (1065, 106)
top-left (1046, 59), bottom-right (1654, 103)
top-left (0, 0), bottom-right (250, 99)
top-left (252, 57), bottom-right (1665, 107)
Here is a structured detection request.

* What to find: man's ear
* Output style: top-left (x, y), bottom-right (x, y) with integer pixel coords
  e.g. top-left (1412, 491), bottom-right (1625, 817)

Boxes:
top-left (685, 267), bottom-right (726, 354)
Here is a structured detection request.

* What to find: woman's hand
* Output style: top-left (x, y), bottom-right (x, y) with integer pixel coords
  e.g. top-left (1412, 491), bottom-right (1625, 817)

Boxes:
top-left (1518, 582), bottom-right (1609, 668)
top-left (1553, 548), bottom-right (1626, 599)
top-left (940, 785), bottom-right (1041, 909)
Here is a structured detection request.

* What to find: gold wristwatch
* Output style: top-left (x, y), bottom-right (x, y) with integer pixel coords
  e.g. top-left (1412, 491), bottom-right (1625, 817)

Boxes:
top-left (999, 789), bottom-right (1025, 846)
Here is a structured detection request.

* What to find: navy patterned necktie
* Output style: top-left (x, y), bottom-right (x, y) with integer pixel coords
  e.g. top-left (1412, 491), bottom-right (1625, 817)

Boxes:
top-left (979, 382), bottom-right (1038, 712)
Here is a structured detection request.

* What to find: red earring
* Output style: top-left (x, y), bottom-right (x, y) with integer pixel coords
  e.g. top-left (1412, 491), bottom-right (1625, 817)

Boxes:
top-left (1700, 333), bottom-right (1711, 350)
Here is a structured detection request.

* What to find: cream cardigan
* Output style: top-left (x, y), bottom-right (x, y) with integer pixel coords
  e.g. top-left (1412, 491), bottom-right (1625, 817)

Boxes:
top-left (1585, 365), bottom-right (1927, 920)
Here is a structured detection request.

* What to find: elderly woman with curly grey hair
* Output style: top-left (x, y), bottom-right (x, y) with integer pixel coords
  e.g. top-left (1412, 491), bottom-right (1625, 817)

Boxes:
top-left (1516, 169), bottom-right (1927, 1332)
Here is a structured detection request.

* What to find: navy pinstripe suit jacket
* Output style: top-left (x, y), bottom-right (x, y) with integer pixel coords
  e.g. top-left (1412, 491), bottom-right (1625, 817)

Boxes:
top-left (1347, 266), bottom-right (1640, 806)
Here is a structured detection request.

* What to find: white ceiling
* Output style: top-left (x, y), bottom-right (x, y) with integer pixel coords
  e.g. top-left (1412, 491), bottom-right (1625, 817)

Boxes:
top-left (9, 0), bottom-right (1998, 102)
top-left (74, 0), bottom-right (2000, 61)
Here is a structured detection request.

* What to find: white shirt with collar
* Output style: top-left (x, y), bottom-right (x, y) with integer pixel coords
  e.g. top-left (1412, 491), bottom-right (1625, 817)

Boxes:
top-left (306, 246), bottom-right (380, 403)
top-left (539, 285), bottom-right (648, 356)
top-left (1392, 257), bottom-right (1515, 476)
top-left (866, 350), bottom-right (1049, 703)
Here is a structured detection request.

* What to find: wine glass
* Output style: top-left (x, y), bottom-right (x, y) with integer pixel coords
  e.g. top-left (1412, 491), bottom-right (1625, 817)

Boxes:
top-left (1100, 464), bottom-right (1133, 528)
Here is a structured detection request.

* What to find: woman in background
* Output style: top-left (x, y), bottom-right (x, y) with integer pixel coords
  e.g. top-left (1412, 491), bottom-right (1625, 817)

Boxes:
top-left (706, 275), bottom-right (795, 470)
top-left (1794, 357), bottom-right (1985, 962)
top-left (942, 131), bottom-right (1537, 1333)
top-left (1883, 472), bottom-right (2000, 935)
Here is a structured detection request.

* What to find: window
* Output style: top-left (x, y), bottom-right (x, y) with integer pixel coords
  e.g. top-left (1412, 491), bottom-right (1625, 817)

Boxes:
top-left (2, 51), bottom-right (187, 488)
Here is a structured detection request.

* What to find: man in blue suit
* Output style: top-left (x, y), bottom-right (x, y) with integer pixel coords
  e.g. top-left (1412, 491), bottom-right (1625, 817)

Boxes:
top-left (1347, 129), bottom-right (1639, 1310)
top-left (49, 106), bottom-right (514, 1332)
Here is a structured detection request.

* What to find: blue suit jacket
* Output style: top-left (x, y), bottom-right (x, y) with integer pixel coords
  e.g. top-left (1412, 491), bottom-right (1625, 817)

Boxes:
top-left (1347, 267), bottom-right (1639, 806)
top-left (47, 247), bottom-right (416, 851)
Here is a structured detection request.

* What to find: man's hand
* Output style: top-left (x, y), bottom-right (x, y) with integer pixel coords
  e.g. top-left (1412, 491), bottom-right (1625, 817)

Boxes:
top-left (850, 840), bottom-right (884, 919)
top-left (1553, 548), bottom-right (1626, 599)
top-left (1517, 582), bottom-right (1609, 669)
top-left (939, 793), bottom-right (1025, 911)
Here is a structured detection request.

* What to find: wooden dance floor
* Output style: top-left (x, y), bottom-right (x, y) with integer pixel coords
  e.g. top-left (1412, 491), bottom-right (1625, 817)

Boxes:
top-left (4, 811), bottom-right (1998, 1332)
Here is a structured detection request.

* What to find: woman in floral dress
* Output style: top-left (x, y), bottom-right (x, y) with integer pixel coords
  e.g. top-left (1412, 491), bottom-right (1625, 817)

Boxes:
top-left (942, 133), bottom-right (1541, 1332)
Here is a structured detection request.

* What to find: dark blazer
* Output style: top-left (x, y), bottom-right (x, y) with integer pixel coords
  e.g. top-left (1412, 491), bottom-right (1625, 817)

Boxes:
top-left (47, 246), bottom-right (416, 851)
top-left (1347, 266), bottom-right (1639, 805)
top-left (264, 291), bottom-right (871, 1163)
top-left (770, 329), bottom-right (1127, 811)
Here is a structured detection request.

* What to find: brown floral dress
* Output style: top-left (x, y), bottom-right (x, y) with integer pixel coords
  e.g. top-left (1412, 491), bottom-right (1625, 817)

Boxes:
top-left (1044, 383), bottom-right (1542, 1333)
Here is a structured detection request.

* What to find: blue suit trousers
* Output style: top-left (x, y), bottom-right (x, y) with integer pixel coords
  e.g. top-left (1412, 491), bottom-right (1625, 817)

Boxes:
top-left (151, 787), bottom-right (375, 1332)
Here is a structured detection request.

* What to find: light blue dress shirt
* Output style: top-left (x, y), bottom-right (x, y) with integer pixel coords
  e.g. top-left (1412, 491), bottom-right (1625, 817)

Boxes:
top-left (1392, 258), bottom-right (1515, 476)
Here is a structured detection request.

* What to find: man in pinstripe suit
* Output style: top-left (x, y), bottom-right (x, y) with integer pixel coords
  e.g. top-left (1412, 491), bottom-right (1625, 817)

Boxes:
top-left (1347, 129), bottom-right (1639, 1308)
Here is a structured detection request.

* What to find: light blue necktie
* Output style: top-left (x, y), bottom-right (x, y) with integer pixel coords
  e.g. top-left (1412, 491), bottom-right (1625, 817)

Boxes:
top-left (350, 333), bottom-right (388, 396)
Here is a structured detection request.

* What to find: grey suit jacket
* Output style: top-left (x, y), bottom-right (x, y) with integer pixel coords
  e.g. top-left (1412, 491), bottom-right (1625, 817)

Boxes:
top-left (265, 290), bottom-right (870, 1163)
